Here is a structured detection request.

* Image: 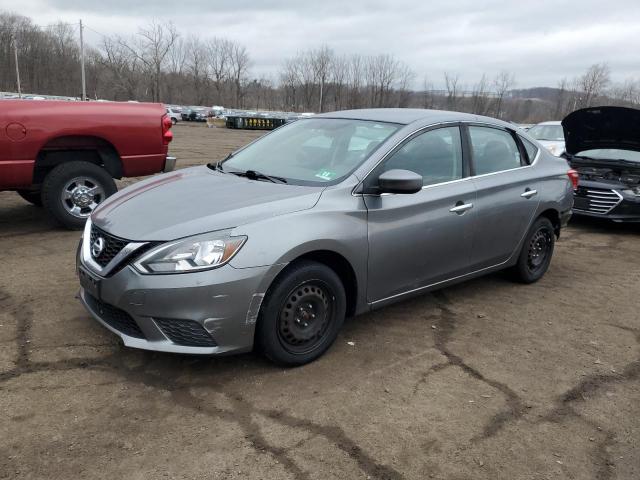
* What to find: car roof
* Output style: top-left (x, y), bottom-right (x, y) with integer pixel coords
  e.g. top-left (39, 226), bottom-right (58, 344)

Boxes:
top-left (316, 108), bottom-right (511, 128)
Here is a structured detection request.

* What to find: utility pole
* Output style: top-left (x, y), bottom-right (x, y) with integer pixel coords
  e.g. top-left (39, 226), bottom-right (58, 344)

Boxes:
top-left (79, 19), bottom-right (86, 101)
top-left (12, 33), bottom-right (21, 98)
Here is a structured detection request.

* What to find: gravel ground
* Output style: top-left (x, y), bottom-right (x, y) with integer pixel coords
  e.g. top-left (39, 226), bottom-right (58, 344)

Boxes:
top-left (1, 122), bottom-right (639, 479)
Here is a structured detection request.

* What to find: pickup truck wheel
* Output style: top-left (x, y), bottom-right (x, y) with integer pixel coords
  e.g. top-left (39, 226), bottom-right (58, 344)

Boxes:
top-left (42, 161), bottom-right (117, 230)
top-left (256, 261), bottom-right (346, 366)
top-left (17, 190), bottom-right (43, 207)
top-left (512, 217), bottom-right (555, 284)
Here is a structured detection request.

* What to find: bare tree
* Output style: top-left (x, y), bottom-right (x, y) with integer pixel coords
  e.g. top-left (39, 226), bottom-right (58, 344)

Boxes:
top-left (395, 63), bottom-right (414, 107)
top-left (330, 54), bottom-right (349, 110)
top-left (422, 77), bottom-right (435, 109)
top-left (610, 78), bottom-right (640, 106)
top-left (471, 74), bottom-right (490, 114)
top-left (229, 42), bottom-right (250, 107)
top-left (493, 70), bottom-right (515, 118)
top-left (346, 54), bottom-right (364, 109)
top-left (577, 63), bottom-right (610, 108)
top-left (100, 36), bottom-right (140, 100)
top-left (310, 45), bottom-right (333, 112)
top-left (553, 77), bottom-right (568, 118)
top-left (444, 72), bottom-right (460, 110)
top-left (120, 21), bottom-right (178, 102)
top-left (206, 37), bottom-right (232, 105)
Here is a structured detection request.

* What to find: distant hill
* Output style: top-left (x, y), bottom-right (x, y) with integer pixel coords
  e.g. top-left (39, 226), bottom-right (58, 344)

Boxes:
top-left (510, 87), bottom-right (561, 102)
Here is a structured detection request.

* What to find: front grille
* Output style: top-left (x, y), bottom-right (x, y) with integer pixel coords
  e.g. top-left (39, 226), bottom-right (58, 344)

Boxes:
top-left (90, 225), bottom-right (128, 267)
top-left (574, 187), bottom-right (623, 215)
top-left (154, 318), bottom-right (217, 347)
top-left (85, 294), bottom-right (145, 339)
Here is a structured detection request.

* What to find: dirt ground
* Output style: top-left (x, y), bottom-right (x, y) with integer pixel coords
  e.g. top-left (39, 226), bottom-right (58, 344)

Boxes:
top-left (1, 122), bottom-right (639, 480)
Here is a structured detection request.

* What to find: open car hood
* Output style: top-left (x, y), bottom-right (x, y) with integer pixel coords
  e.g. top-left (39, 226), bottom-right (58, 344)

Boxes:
top-left (562, 106), bottom-right (640, 155)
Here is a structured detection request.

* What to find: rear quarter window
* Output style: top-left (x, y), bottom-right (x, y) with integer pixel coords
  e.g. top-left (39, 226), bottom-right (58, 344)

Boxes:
top-left (520, 136), bottom-right (539, 164)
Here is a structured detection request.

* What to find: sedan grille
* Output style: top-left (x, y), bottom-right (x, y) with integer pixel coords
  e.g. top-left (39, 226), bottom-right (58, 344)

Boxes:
top-left (573, 187), bottom-right (623, 215)
top-left (85, 294), bottom-right (146, 339)
top-left (90, 225), bottom-right (128, 267)
top-left (154, 318), bottom-right (217, 347)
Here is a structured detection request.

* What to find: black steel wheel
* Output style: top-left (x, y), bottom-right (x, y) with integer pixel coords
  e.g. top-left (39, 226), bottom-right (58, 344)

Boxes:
top-left (277, 280), bottom-right (335, 355)
top-left (257, 261), bottom-right (346, 366)
top-left (512, 217), bottom-right (556, 283)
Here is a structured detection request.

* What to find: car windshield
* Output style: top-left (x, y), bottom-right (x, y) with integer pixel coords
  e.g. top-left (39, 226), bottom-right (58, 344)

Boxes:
top-left (575, 149), bottom-right (640, 163)
top-left (222, 118), bottom-right (400, 185)
top-left (528, 125), bottom-right (564, 141)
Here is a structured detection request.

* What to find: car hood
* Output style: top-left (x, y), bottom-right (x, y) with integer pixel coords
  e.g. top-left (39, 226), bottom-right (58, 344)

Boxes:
top-left (562, 106), bottom-right (640, 155)
top-left (92, 166), bottom-right (323, 241)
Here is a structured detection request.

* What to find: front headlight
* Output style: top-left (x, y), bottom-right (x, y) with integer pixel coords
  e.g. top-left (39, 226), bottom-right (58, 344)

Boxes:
top-left (133, 230), bottom-right (246, 274)
top-left (622, 186), bottom-right (640, 197)
top-left (547, 145), bottom-right (563, 157)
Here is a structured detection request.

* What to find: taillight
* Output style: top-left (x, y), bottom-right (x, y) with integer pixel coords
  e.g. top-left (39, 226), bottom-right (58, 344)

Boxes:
top-left (162, 114), bottom-right (173, 145)
top-left (567, 169), bottom-right (579, 190)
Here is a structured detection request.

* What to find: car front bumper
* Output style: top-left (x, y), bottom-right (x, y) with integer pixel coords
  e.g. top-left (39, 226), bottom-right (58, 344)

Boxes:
top-left (77, 245), bottom-right (282, 355)
top-left (573, 181), bottom-right (640, 222)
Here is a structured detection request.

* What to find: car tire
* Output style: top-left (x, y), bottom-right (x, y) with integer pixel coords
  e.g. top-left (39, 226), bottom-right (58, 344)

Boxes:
top-left (171, 118), bottom-right (177, 125)
top-left (256, 260), bottom-right (346, 366)
top-left (42, 161), bottom-right (117, 230)
top-left (17, 190), bottom-right (43, 207)
top-left (512, 217), bottom-right (556, 284)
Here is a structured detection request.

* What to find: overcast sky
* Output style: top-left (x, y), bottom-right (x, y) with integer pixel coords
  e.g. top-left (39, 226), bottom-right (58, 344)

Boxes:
top-left (5, 0), bottom-right (640, 89)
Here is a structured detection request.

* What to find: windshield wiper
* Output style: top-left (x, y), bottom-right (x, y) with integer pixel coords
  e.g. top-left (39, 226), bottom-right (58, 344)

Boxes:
top-left (231, 169), bottom-right (288, 184)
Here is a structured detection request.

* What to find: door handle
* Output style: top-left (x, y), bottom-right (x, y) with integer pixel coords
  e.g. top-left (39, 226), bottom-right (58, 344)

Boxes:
top-left (521, 189), bottom-right (538, 199)
top-left (449, 202), bottom-right (474, 214)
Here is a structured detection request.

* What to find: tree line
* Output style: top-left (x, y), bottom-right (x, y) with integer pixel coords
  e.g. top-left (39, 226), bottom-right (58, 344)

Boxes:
top-left (1, 12), bottom-right (639, 122)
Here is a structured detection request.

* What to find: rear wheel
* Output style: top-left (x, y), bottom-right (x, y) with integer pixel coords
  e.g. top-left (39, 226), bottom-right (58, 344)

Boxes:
top-left (42, 161), bottom-right (117, 230)
top-left (512, 217), bottom-right (555, 283)
top-left (17, 190), bottom-right (43, 207)
top-left (257, 261), bottom-right (346, 366)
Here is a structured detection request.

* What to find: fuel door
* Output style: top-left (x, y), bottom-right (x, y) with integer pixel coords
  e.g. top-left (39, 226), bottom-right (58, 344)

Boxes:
top-left (6, 122), bottom-right (27, 141)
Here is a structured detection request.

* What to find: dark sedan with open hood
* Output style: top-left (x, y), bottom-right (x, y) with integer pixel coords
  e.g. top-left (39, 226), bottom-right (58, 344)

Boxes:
top-left (563, 106), bottom-right (640, 222)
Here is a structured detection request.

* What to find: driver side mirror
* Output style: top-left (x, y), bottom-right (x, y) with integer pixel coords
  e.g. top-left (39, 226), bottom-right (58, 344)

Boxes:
top-left (377, 169), bottom-right (423, 194)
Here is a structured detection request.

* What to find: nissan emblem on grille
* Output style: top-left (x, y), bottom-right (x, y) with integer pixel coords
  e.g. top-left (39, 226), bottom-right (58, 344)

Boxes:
top-left (91, 237), bottom-right (105, 258)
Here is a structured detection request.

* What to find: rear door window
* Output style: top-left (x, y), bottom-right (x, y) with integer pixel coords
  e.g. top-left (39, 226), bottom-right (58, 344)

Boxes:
top-left (469, 126), bottom-right (522, 175)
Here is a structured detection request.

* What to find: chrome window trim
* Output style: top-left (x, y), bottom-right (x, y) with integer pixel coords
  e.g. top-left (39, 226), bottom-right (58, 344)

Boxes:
top-left (352, 120), bottom-right (539, 197)
top-left (81, 219), bottom-right (148, 277)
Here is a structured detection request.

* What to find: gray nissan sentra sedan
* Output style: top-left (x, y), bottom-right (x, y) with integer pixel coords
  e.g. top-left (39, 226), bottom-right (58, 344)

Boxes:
top-left (77, 109), bottom-right (576, 365)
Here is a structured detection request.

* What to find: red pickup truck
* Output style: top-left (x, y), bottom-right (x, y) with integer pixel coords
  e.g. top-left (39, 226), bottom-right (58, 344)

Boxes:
top-left (0, 100), bottom-right (175, 229)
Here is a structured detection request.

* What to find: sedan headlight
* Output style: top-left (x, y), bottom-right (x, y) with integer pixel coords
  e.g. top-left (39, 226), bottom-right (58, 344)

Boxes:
top-left (547, 145), bottom-right (563, 157)
top-left (622, 186), bottom-right (640, 197)
top-left (134, 230), bottom-right (246, 274)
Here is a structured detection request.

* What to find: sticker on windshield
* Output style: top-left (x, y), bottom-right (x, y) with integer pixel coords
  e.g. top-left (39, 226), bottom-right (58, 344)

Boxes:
top-left (315, 169), bottom-right (337, 181)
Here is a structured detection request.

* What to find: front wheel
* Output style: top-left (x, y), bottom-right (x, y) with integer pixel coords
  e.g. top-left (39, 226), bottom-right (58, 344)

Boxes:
top-left (41, 161), bottom-right (117, 230)
top-left (512, 217), bottom-right (556, 283)
top-left (256, 261), bottom-right (346, 366)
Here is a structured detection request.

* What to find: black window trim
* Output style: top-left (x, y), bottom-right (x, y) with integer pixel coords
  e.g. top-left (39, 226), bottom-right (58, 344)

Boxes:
top-left (517, 133), bottom-right (540, 165)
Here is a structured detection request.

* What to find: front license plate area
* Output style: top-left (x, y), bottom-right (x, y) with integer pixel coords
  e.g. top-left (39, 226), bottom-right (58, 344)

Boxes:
top-left (79, 266), bottom-right (101, 299)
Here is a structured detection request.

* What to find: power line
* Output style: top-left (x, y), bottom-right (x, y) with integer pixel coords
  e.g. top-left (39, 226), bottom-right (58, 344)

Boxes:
top-left (34, 21), bottom-right (79, 30)
top-left (83, 25), bottom-right (110, 39)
